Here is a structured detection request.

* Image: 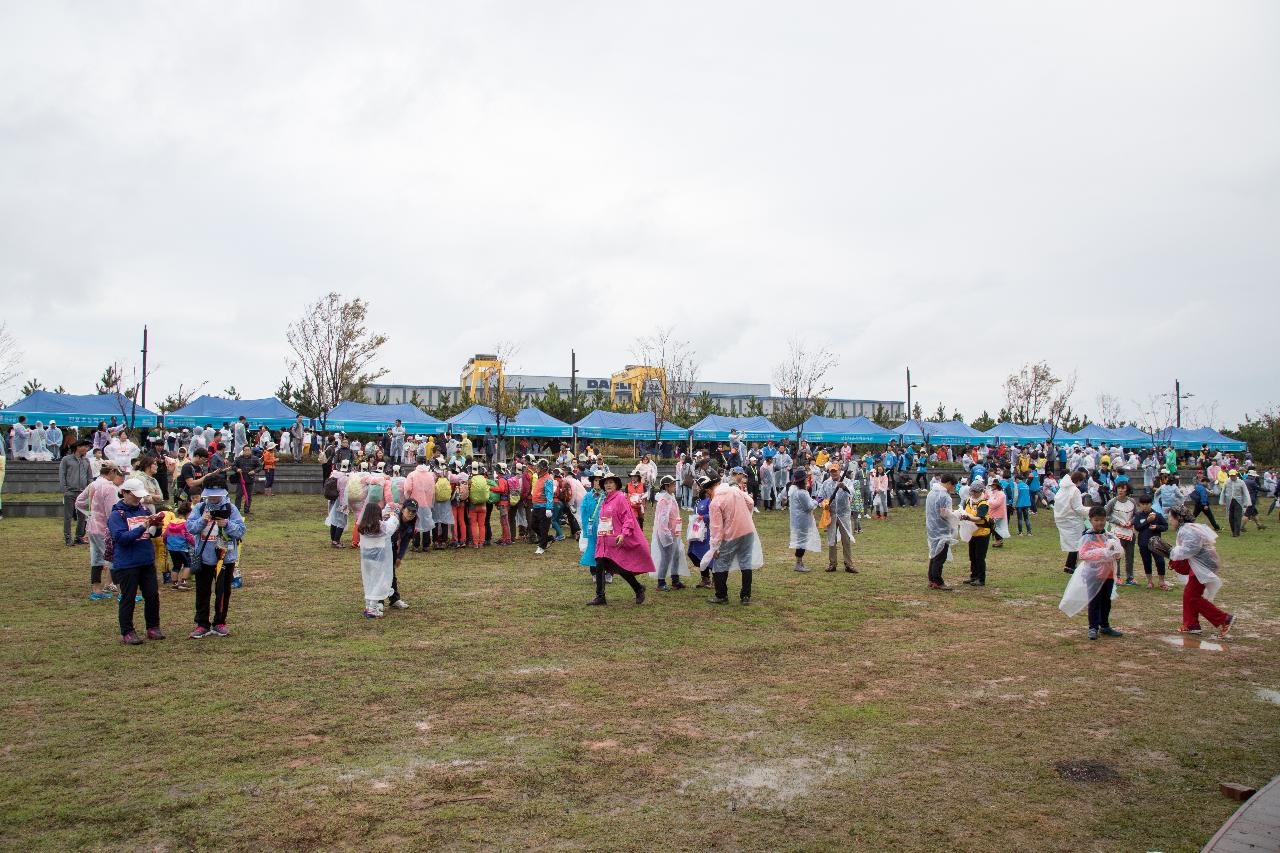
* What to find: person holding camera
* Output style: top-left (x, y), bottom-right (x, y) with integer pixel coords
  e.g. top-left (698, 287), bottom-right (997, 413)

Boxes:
top-left (107, 477), bottom-right (169, 645)
top-left (185, 474), bottom-right (246, 638)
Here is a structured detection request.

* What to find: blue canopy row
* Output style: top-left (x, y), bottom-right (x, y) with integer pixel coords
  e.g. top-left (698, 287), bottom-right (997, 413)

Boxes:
top-left (688, 414), bottom-right (788, 442)
top-left (447, 404), bottom-right (573, 438)
top-left (0, 391), bottom-right (160, 428)
top-left (572, 410), bottom-right (689, 441)
top-left (322, 401), bottom-right (445, 435)
top-left (165, 395), bottom-right (300, 429)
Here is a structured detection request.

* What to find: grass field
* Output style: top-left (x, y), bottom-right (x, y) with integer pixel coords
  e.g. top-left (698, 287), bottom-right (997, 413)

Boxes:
top-left (1, 493), bottom-right (1277, 852)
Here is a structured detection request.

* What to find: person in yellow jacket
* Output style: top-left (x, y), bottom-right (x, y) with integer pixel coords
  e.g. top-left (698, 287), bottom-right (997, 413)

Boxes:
top-left (960, 478), bottom-right (993, 586)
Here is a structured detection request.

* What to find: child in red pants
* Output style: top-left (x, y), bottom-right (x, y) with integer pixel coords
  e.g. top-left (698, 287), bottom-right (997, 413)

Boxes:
top-left (1161, 507), bottom-right (1235, 638)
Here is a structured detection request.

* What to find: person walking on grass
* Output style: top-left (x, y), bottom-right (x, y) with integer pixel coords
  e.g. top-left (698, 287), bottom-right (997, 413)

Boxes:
top-left (387, 499), bottom-right (417, 611)
top-left (186, 476), bottom-right (246, 638)
top-left (706, 467), bottom-right (763, 605)
top-left (652, 476), bottom-right (687, 591)
top-left (587, 472), bottom-right (653, 606)
top-left (1154, 507), bottom-right (1235, 638)
top-left (819, 463), bottom-right (857, 574)
top-left (1219, 469), bottom-right (1249, 537)
top-left (60, 439), bottom-right (93, 545)
top-left (1054, 470), bottom-right (1089, 574)
top-left (531, 460), bottom-right (555, 555)
top-left (1104, 481), bottom-right (1139, 587)
top-left (787, 469), bottom-right (821, 573)
top-left (1013, 474), bottom-right (1032, 536)
top-left (959, 477), bottom-right (992, 587)
top-left (1058, 506), bottom-right (1125, 641)
top-left (925, 473), bottom-right (957, 591)
top-left (75, 462), bottom-right (125, 601)
top-left (1134, 492), bottom-right (1170, 590)
top-left (107, 477), bottom-right (167, 645)
top-left (354, 501), bottom-right (398, 619)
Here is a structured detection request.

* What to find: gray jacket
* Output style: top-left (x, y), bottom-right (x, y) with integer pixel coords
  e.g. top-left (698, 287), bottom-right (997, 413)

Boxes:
top-left (59, 453), bottom-right (92, 493)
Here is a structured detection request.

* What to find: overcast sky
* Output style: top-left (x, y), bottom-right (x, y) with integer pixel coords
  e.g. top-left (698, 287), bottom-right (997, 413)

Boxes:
top-left (2, 1), bottom-right (1277, 426)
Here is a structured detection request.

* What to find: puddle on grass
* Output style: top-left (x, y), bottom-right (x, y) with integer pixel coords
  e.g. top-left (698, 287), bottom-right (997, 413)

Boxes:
top-left (1159, 635), bottom-right (1224, 652)
top-left (1257, 688), bottom-right (1280, 706)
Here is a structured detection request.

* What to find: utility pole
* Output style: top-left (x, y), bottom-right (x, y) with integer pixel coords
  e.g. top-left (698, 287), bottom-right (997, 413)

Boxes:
top-left (140, 325), bottom-right (149, 408)
top-left (906, 366), bottom-right (912, 424)
top-left (571, 349), bottom-right (579, 454)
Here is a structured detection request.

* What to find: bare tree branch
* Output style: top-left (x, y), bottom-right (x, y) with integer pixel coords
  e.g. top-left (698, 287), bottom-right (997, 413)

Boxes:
top-left (286, 292), bottom-right (389, 430)
top-left (772, 339), bottom-right (838, 444)
top-left (631, 327), bottom-right (699, 451)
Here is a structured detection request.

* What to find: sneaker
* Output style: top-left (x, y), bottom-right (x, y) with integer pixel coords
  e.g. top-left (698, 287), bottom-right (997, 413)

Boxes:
top-left (586, 596), bottom-right (607, 606)
top-left (695, 580), bottom-right (712, 589)
top-left (605, 573), bottom-right (613, 584)
top-left (672, 581), bottom-right (686, 590)
top-left (1219, 614), bottom-right (1235, 638)
top-left (210, 624), bottom-right (230, 637)
top-left (1122, 579), bottom-right (1137, 586)
top-left (740, 597), bottom-right (751, 605)
top-left (146, 628), bottom-right (165, 641)
top-left (1100, 627), bottom-right (1124, 638)
top-left (1087, 628), bottom-right (1098, 641)
top-left (845, 566), bottom-right (858, 574)
top-left (634, 587), bottom-right (646, 605)
top-left (392, 600), bottom-right (409, 609)
top-left (230, 577), bottom-right (242, 589)
top-left (89, 591), bottom-right (113, 601)
top-left (1063, 567), bottom-right (1075, 575)
top-left (534, 547), bottom-right (545, 555)
top-left (707, 596), bottom-right (729, 605)
top-left (656, 582), bottom-right (669, 591)
top-left (363, 608), bottom-right (383, 619)
top-left (825, 566), bottom-right (837, 573)
top-left (794, 564), bottom-right (810, 573)
top-left (189, 626), bottom-right (210, 639)
top-left (120, 631), bottom-right (144, 645)
top-left (1159, 581), bottom-right (1170, 591)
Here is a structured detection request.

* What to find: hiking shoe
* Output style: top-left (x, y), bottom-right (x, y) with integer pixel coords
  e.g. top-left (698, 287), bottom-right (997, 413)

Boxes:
top-left (189, 626), bottom-right (210, 639)
top-left (1063, 567), bottom-right (1075, 574)
top-left (845, 566), bottom-right (858, 574)
top-left (586, 596), bottom-right (607, 606)
top-left (392, 600), bottom-right (409, 609)
top-left (120, 631), bottom-right (144, 645)
top-left (794, 564), bottom-right (810, 573)
top-left (89, 591), bottom-right (113, 601)
top-left (825, 566), bottom-right (837, 572)
top-left (672, 581), bottom-right (686, 590)
top-left (1122, 579), bottom-right (1137, 586)
top-left (1087, 628), bottom-right (1098, 641)
top-left (634, 587), bottom-right (646, 605)
top-left (656, 582), bottom-right (670, 591)
top-left (1100, 627), bottom-right (1123, 638)
top-left (740, 597), bottom-right (751, 605)
top-left (707, 596), bottom-right (728, 605)
top-left (210, 624), bottom-right (230, 637)
top-left (145, 628), bottom-right (165, 641)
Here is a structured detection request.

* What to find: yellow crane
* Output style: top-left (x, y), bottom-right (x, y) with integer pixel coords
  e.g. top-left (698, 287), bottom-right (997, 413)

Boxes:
top-left (609, 365), bottom-right (666, 409)
top-left (460, 354), bottom-right (505, 403)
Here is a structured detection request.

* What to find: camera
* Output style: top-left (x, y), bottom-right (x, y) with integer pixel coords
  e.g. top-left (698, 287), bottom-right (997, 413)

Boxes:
top-left (210, 506), bottom-right (232, 520)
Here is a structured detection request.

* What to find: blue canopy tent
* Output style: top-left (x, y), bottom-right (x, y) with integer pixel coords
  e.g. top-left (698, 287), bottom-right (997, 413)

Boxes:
top-left (983, 422), bottom-right (1052, 444)
top-left (1069, 424), bottom-right (1121, 445)
top-left (1168, 427), bottom-right (1246, 452)
top-left (446, 404), bottom-right (573, 438)
top-left (892, 419), bottom-right (987, 445)
top-left (688, 414), bottom-right (788, 442)
top-left (323, 401), bottom-right (444, 435)
top-left (572, 410), bottom-right (689, 441)
top-left (0, 390), bottom-right (159, 428)
top-left (164, 395), bottom-right (299, 429)
top-left (1106, 425), bottom-right (1155, 448)
top-left (796, 415), bottom-right (895, 444)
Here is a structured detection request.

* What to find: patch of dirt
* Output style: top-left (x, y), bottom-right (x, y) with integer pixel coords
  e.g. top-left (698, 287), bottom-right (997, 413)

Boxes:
top-left (511, 665), bottom-right (568, 676)
top-left (1256, 688), bottom-right (1280, 706)
top-left (682, 746), bottom-right (866, 808)
top-left (293, 734), bottom-right (327, 746)
top-left (1054, 760), bottom-right (1121, 783)
top-left (585, 740), bottom-right (619, 751)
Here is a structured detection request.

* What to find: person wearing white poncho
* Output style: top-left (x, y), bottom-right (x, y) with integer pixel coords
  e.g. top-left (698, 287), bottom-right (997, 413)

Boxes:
top-left (787, 470), bottom-right (821, 573)
top-left (1161, 507), bottom-right (1235, 637)
top-left (924, 474), bottom-right (958, 590)
top-left (1058, 507), bottom-right (1125, 640)
top-left (356, 501), bottom-right (399, 619)
top-left (1053, 471), bottom-right (1089, 574)
top-left (651, 476), bottom-right (686, 591)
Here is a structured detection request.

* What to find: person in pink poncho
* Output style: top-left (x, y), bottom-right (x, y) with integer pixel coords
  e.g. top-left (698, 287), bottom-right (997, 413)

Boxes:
top-left (404, 463), bottom-right (436, 551)
top-left (587, 471), bottom-right (654, 606)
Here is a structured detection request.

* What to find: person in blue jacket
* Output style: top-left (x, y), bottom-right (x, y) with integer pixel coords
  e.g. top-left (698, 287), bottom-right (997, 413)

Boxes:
top-left (185, 475), bottom-right (246, 639)
top-left (578, 474), bottom-right (610, 587)
top-left (1014, 474), bottom-right (1033, 535)
top-left (108, 477), bottom-right (167, 645)
top-left (687, 475), bottom-right (715, 589)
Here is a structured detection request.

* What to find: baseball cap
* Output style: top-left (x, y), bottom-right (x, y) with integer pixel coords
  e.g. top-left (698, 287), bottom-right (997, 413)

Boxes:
top-left (120, 478), bottom-right (150, 498)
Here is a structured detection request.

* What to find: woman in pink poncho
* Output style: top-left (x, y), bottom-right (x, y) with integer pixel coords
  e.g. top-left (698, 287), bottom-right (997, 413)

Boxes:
top-left (588, 472), bottom-right (654, 606)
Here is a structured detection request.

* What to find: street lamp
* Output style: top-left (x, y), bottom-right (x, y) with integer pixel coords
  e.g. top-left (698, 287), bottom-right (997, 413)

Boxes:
top-left (1161, 380), bottom-right (1194, 428)
top-left (906, 366), bottom-right (918, 423)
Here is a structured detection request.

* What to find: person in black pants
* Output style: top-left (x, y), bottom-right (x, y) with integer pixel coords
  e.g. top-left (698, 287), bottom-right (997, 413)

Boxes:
top-left (185, 476), bottom-right (246, 639)
top-left (106, 478), bottom-right (166, 645)
top-left (1134, 492), bottom-right (1168, 590)
top-left (1082, 506), bottom-right (1125, 640)
top-left (959, 482), bottom-right (992, 586)
top-left (1190, 477), bottom-right (1220, 531)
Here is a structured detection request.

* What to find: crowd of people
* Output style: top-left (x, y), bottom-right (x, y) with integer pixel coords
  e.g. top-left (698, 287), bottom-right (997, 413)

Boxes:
top-left (4, 413), bottom-right (1276, 647)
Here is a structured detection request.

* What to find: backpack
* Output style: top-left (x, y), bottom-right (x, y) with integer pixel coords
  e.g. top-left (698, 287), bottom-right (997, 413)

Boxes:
top-left (469, 476), bottom-right (489, 506)
top-left (323, 476), bottom-right (340, 502)
top-left (434, 477), bottom-right (452, 502)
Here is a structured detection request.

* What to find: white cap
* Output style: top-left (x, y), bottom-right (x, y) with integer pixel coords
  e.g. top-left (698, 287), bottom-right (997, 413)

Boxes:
top-left (120, 478), bottom-right (150, 498)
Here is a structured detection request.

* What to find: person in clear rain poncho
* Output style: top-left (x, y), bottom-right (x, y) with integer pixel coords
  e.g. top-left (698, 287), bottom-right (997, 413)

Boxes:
top-left (1054, 471), bottom-right (1089, 574)
top-left (1159, 507), bottom-right (1235, 637)
top-left (651, 476), bottom-right (686, 591)
top-left (818, 463), bottom-right (857, 573)
top-left (357, 501), bottom-right (399, 619)
top-left (1058, 506), bottom-right (1125, 640)
top-left (925, 474), bottom-right (958, 590)
top-left (787, 470), bottom-right (821, 573)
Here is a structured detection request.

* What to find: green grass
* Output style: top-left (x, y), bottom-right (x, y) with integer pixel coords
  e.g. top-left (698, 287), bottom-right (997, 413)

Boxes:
top-left (1, 496), bottom-right (1277, 851)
